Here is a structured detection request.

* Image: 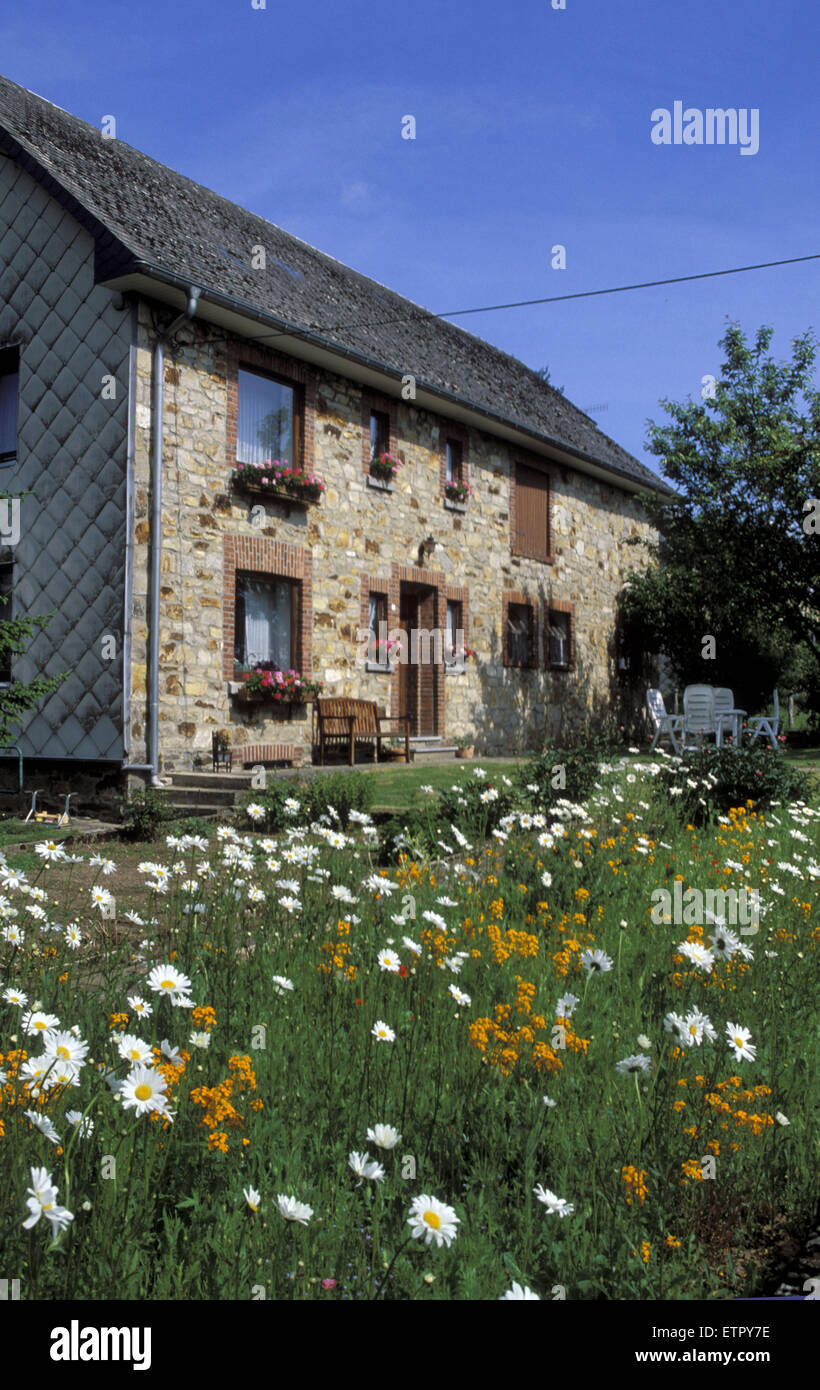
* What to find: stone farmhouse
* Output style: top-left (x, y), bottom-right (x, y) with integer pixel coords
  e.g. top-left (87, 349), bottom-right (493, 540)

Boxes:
top-left (0, 74), bottom-right (667, 800)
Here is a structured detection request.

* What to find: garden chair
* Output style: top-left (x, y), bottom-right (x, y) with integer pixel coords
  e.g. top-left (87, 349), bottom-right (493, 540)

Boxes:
top-left (712, 687), bottom-right (746, 750)
top-left (646, 688), bottom-right (684, 754)
top-left (746, 689), bottom-right (781, 751)
top-left (682, 685), bottom-right (718, 747)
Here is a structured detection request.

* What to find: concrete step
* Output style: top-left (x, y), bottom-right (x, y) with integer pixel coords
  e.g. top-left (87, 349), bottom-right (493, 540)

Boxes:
top-left (162, 785), bottom-right (239, 808)
top-left (166, 803), bottom-right (230, 820)
top-left (167, 772), bottom-right (254, 791)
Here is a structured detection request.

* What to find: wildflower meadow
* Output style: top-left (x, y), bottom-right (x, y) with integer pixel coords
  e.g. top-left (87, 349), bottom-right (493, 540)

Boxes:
top-left (1, 753), bottom-right (818, 1301)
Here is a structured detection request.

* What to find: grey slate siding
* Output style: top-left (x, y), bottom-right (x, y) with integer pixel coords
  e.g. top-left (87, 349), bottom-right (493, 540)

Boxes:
top-left (0, 152), bottom-right (129, 759)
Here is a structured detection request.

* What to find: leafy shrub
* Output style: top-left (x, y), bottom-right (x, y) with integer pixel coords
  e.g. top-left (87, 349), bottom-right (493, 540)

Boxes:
top-left (243, 769), bottom-right (374, 832)
top-left (654, 744), bottom-right (811, 822)
top-left (518, 732), bottom-right (625, 811)
top-left (120, 788), bottom-right (176, 840)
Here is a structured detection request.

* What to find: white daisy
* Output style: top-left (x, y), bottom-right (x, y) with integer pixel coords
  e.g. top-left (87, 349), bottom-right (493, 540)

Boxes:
top-left (377, 948), bottom-right (401, 973)
top-left (120, 1066), bottom-right (170, 1116)
top-left (367, 1123), bottom-right (402, 1150)
top-left (726, 1022), bottom-right (756, 1064)
top-left (407, 1194), bottom-right (460, 1248)
top-left (533, 1184), bottom-right (574, 1217)
top-left (371, 1020), bottom-right (396, 1043)
top-left (500, 1282), bottom-right (540, 1300)
top-left (276, 1194), bottom-right (313, 1225)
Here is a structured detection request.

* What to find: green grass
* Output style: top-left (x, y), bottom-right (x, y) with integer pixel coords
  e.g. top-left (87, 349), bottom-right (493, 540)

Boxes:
top-left (357, 757), bottom-right (526, 810)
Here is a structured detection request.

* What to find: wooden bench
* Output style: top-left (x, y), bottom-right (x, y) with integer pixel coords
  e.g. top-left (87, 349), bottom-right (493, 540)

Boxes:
top-left (315, 698), bottom-right (411, 766)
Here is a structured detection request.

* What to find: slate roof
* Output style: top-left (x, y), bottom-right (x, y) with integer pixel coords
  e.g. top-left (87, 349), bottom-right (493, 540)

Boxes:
top-left (0, 72), bottom-right (669, 493)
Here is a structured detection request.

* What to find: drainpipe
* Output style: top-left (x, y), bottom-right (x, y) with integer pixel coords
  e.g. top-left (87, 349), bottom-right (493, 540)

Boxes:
top-left (147, 288), bottom-right (201, 786)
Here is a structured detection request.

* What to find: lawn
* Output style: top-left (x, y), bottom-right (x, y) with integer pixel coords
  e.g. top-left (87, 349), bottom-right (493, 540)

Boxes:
top-left (357, 757), bottom-right (525, 810)
top-left (0, 749), bottom-right (818, 1301)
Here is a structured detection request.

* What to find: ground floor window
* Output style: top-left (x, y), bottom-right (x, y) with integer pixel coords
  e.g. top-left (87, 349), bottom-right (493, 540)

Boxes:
top-left (234, 572), bottom-right (298, 672)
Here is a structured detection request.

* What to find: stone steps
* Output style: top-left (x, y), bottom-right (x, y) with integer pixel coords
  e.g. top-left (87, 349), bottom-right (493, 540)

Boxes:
top-left (158, 770), bottom-right (254, 816)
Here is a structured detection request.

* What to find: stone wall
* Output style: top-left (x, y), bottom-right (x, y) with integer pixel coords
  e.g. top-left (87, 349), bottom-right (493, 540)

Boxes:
top-left (127, 301), bottom-right (656, 769)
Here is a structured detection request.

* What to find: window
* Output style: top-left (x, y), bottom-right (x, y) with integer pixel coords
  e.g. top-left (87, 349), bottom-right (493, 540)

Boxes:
top-left (0, 561), bottom-right (12, 683)
top-left (513, 461), bottom-right (551, 561)
top-left (234, 573), bottom-right (298, 672)
top-left (237, 367), bottom-right (299, 468)
top-left (445, 599), bottom-right (463, 664)
top-left (547, 609), bottom-right (573, 670)
top-left (445, 439), bottom-right (462, 485)
top-left (0, 349), bottom-right (19, 469)
top-left (369, 410), bottom-right (389, 466)
top-left (506, 601), bottom-right (535, 668)
top-left (368, 591), bottom-right (388, 664)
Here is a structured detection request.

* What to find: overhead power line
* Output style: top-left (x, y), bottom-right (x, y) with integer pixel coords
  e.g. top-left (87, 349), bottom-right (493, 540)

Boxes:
top-left (435, 252), bottom-right (820, 319)
top-left (316, 251), bottom-right (820, 338)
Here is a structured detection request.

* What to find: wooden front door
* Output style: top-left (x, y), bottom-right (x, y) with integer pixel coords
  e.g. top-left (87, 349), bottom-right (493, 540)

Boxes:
top-left (398, 582), bottom-right (439, 736)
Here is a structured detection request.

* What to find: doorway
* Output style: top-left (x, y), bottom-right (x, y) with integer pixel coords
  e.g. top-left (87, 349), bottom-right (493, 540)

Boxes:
top-left (398, 581), bottom-right (440, 737)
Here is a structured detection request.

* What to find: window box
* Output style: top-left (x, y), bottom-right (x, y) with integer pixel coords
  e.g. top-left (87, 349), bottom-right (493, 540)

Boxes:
top-left (366, 474), bottom-right (396, 493)
top-left (443, 497), bottom-right (467, 513)
top-left (365, 660), bottom-right (394, 674)
top-left (230, 669), bottom-right (323, 705)
top-left (444, 479), bottom-right (472, 506)
top-left (369, 451), bottom-right (401, 485)
top-left (231, 464), bottom-right (324, 504)
top-left (444, 663), bottom-right (466, 676)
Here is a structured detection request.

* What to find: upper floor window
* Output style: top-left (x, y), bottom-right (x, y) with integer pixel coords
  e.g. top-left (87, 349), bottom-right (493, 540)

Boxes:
top-left (234, 572), bottom-right (299, 673)
top-left (0, 349), bottom-right (20, 469)
top-left (513, 461), bottom-right (551, 562)
top-left (369, 410), bottom-right (390, 465)
top-left (237, 367), bottom-right (300, 469)
top-left (445, 439), bottom-right (462, 484)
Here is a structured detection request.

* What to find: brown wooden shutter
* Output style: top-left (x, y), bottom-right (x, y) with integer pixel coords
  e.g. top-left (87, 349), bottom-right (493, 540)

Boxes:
top-left (516, 464), bottom-right (550, 561)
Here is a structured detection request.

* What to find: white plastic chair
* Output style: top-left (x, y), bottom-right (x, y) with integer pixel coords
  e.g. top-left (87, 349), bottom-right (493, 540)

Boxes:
top-left (747, 690), bottom-right (780, 751)
top-left (713, 688), bottom-right (745, 749)
top-left (646, 688), bottom-right (684, 754)
top-left (683, 685), bottom-right (718, 747)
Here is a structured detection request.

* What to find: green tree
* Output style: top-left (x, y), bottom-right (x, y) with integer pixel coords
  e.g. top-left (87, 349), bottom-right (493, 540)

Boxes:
top-left (620, 323), bottom-right (820, 713)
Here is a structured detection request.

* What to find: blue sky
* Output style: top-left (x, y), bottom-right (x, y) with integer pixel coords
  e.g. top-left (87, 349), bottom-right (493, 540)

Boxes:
top-left (2, 0), bottom-right (818, 477)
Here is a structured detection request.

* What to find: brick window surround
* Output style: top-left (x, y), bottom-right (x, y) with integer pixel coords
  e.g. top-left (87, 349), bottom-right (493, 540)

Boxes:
top-left (226, 339), bottom-right (317, 473)
top-left (510, 455), bottom-right (553, 562)
top-left (502, 590), bottom-right (538, 668)
top-left (546, 598), bottom-right (576, 671)
top-left (223, 536), bottom-right (313, 683)
top-left (438, 419), bottom-right (469, 499)
top-left (361, 389), bottom-right (398, 475)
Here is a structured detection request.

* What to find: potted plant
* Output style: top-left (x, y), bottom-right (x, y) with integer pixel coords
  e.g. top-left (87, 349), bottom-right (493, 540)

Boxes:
top-left (232, 458), bottom-right (325, 502)
top-left (454, 734), bottom-right (475, 759)
top-left (444, 479), bottom-right (472, 505)
top-left (370, 452), bottom-right (402, 483)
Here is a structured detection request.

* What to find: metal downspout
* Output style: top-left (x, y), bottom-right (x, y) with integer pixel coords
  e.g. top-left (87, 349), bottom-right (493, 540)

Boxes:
top-left (147, 288), bottom-right (201, 786)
